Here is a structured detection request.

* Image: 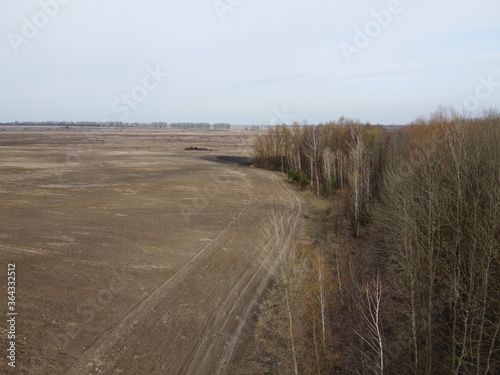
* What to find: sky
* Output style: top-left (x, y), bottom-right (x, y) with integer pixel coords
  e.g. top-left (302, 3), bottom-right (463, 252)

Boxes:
top-left (1, 0), bottom-right (499, 125)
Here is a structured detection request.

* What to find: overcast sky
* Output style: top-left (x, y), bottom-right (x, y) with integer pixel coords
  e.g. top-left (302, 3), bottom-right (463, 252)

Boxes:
top-left (1, 0), bottom-right (499, 125)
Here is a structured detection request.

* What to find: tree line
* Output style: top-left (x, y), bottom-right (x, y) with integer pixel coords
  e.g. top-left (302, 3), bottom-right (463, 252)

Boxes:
top-left (253, 117), bottom-right (385, 236)
top-left (253, 107), bottom-right (500, 374)
top-left (0, 121), bottom-right (231, 130)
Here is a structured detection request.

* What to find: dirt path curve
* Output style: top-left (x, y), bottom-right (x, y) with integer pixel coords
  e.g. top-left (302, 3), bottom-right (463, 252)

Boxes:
top-left (65, 166), bottom-right (304, 375)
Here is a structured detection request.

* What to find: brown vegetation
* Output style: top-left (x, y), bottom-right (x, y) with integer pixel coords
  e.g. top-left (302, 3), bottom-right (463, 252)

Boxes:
top-left (250, 108), bottom-right (500, 374)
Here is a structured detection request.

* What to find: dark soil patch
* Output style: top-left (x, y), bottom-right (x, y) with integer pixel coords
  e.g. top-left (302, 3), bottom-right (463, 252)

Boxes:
top-left (202, 155), bottom-right (253, 167)
top-left (184, 146), bottom-right (214, 151)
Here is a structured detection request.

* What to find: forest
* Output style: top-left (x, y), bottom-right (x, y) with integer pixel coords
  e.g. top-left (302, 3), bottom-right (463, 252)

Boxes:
top-left (252, 107), bottom-right (500, 374)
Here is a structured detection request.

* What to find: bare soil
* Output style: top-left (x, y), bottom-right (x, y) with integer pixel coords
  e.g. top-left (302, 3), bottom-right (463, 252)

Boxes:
top-left (0, 127), bottom-right (304, 375)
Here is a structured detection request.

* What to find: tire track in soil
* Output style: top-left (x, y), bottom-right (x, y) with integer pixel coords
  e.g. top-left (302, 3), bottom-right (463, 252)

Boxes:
top-left (197, 171), bottom-right (304, 375)
top-left (65, 167), bottom-right (304, 375)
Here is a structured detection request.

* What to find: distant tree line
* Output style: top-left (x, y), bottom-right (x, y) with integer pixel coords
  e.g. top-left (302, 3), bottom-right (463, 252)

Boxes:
top-left (212, 123), bottom-right (231, 130)
top-left (0, 121), bottom-right (230, 130)
top-left (253, 107), bottom-right (500, 374)
top-left (1, 121), bottom-right (113, 126)
top-left (169, 122), bottom-right (211, 130)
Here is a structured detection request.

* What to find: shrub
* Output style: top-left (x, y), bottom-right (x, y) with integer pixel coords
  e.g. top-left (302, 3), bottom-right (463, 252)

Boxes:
top-left (287, 169), bottom-right (301, 182)
top-left (299, 174), bottom-right (309, 189)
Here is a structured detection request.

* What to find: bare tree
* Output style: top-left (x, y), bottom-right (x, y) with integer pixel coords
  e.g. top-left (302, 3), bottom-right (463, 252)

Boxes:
top-left (348, 124), bottom-right (365, 237)
top-left (356, 274), bottom-right (385, 375)
top-left (304, 125), bottom-right (322, 195)
top-left (322, 148), bottom-right (335, 195)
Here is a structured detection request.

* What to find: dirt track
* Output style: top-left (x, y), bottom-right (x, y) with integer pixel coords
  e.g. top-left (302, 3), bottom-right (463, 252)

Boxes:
top-left (0, 128), bottom-right (304, 374)
top-left (66, 166), bottom-right (303, 375)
